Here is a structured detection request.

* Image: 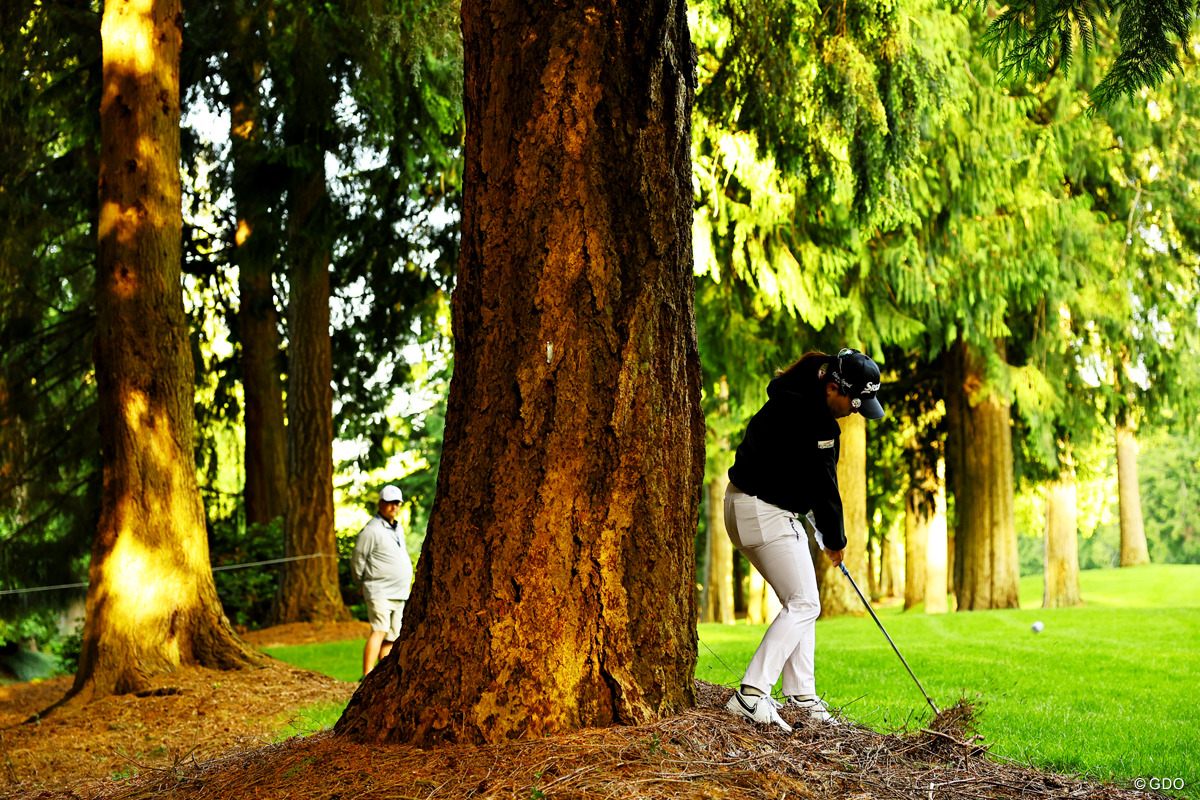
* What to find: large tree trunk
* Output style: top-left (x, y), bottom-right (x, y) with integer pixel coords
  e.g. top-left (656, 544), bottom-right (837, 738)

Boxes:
top-left (924, 460), bottom-right (949, 614)
top-left (706, 476), bottom-right (735, 624)
top-left (1116, 423), bottom-right (1151, 566)
top-left (945, 338), bottom-right (1019, 610)
top-left (335, 0), bottom-right (701, 746)
top-left (814, 413), bottom-right (868, 617)
top-left (1043, 472), bottom-right (1081, 608)
top-left (272, 15), bottom-right (348, 624)
top-left (227, 19), bottom-right (287, 532)
top-left (70, 0), bottom-right (261, 704)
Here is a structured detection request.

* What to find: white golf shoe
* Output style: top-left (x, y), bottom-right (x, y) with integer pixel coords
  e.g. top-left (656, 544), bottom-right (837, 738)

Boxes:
top-left (725, 690), bottom-right (793, 733)
top-left (787, 694), bottom-right (840, 725)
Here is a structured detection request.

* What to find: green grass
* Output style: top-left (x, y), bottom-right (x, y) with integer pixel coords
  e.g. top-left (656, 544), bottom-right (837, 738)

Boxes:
top-left (262, 640), bottom-right (363, 684)
top-left (700, 564), bottom-right (1200, 797)
top-left (270, 701), bottom-right (350, 740)
top-left (269, 564), bottom-right (1200, 797)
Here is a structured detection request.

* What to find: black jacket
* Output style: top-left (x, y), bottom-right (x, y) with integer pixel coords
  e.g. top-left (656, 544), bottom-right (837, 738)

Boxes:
top-left (727, 368), bottom-right (847, 551)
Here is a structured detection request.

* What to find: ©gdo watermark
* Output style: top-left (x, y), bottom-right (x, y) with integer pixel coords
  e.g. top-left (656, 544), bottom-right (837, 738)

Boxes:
top-left (1133, 777), bottom-right (1186, 791)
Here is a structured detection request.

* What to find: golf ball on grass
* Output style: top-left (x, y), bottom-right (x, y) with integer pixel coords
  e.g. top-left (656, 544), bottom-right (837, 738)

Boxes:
top-left (1031, 621), bottom-right (1044, 633)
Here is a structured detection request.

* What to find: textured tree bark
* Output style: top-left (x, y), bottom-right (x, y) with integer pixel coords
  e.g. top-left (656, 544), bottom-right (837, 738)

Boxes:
top-left (814, 414), bottom-right (868, 617)
top-left (924, 461), bottom-right (949, 614)
top-left (335, 0), bottom-right (701, 745)
top-left (945, 338), bottom-right (1019, 610)
top-left (272, 15), bottom-right (348, 624)
top-left (69, 0), bottom-right (262, 705)
top-left (228, 27), bottom-right (287, 531)
top-left (1043, 473), bottom-right (1081, 608)
top-left (1116, 423), bottom-right (1151, 567)
top-left (706, 476), bottom-right (735, 624)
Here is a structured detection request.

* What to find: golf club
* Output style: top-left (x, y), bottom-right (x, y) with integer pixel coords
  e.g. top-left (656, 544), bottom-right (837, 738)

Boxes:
top-left (838, 562), bottom-right (939, 715)
top-left (804, 512), bottom-right (939, 715)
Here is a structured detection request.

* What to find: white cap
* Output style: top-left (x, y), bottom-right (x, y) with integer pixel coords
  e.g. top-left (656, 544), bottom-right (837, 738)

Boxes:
top-left (379, 485), bottom-right (403, 503)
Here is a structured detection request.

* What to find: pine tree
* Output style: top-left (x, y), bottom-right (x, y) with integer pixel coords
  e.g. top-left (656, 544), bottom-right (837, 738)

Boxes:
top-left (68, 0), bottom-right (261, 705)
top-left (336, 0), bottom-right (701, 745)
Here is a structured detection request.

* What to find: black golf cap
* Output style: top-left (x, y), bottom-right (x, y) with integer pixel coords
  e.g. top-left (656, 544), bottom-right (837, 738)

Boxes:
top-left (830, 348), bottom-right (885, 420)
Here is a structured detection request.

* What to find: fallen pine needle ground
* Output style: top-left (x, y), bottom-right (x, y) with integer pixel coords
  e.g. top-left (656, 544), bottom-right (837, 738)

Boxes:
top-left (26, 681), bottom-right (1172, 800)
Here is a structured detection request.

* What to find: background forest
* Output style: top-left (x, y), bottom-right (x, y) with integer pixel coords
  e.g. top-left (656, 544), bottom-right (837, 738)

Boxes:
top-left (2, 0), bottom-right (1198, 669)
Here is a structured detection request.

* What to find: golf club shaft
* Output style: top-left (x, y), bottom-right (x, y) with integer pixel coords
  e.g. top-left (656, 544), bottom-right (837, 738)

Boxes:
top-left (839, 563), bottom-right (940, 716)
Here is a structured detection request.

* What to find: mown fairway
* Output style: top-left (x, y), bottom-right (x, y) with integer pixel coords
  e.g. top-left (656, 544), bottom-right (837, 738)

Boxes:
top-left (269, 564), bottom-right (1199, 797)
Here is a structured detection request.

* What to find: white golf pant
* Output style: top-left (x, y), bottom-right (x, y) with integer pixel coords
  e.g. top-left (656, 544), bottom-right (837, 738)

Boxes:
top-left (724, 484), bottom-right (821, 697)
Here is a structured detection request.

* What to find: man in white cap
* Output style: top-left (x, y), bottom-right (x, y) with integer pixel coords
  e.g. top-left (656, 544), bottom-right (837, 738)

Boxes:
top-left (350, 484), bottom-right (413, 677)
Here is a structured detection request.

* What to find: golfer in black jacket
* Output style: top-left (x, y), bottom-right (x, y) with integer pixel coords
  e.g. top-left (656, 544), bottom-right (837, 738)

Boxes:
top-left (723, 348), bottom-right (884, 732)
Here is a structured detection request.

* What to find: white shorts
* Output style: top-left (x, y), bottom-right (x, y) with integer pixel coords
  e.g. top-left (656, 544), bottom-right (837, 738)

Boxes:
top-left (366, 597), bottom-right (405, 641)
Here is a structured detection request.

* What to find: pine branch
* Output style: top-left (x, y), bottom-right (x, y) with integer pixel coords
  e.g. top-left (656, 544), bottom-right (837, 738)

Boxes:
top-left (980, 0), bottom-right (1196, 108)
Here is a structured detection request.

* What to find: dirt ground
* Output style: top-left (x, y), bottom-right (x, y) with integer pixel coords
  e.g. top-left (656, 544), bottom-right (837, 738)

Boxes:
top-left (239, 620), bottom-right (370, 649)
top-left (0, 623), bottom-right (364, 799)
top-left (0, 624), bottom-right (1170, 800)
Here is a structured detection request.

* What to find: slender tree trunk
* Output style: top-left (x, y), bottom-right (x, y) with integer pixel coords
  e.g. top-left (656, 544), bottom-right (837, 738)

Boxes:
top-left (227, 29), bottom-right (287, 531)
top-left (945, 338), bottom-right (1019, 610)
top-left (764, 574), bottom-right (781, 620)
top-left (336, 0), bottom-right (701, 745)
top-left (815, 413), bottom-right (868, 617)
top-left (924, 459), bottom-right (949, 614)
top-left (867, 538), bottom-right (880, 597)
top-left (706, 476), bottom-right (735, 624)
top-left (880, 525), bottom-right (899, 597)
top-left (946, 527), bottom-right (955, 605)
top-left (904, 488), bottom-right (928, 610)
top-left (746, 564), bottom-right (766, 624)
top-left (274, 169), bottom-right (346, 621)
top-left (1116, 423), bottom-right (1151, 566)
top-left (703, 377), bottom-right (734, 624)
top-left (272, 15), bottom-right (348, 624)
top-left (1043, 473), bottom-right (1081, 608)
top-left (69, 0), bottom-right (261, 704)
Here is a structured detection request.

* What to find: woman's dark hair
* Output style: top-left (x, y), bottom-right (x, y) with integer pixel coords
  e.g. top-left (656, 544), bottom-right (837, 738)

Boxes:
top-left (776, 351), bottom-right (839, 390)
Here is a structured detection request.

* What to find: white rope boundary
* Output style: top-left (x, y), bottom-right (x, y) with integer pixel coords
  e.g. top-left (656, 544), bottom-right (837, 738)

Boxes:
top-left (0, 553), bottom-right (335, 596)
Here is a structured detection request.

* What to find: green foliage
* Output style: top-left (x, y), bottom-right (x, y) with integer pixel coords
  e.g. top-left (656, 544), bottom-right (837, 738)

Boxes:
top-left (0, 0), bottom-right (100, 604)
top-left (694, 0), bottom-right (945, 228)
top-left (1015, 430), bottom-right (1198, 574)
top-left (0, 610), bottom-right (75, 681)
top-left (181, 0), bottom-right (464, 482)
top-left (979, 0), bottom-right (1196, 109)
top-left (392, 355), bottom-right (450, 545)
top-left (210, 519), bottom-right (285, 630)
top-left (1138, 431), bottom-right (1200, 563)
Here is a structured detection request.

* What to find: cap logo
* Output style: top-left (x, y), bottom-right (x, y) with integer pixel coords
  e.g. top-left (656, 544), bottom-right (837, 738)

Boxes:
top-left (851, 398), bottom-right (861, 409)
top-left (863, 382), bottom-right (880, 393)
